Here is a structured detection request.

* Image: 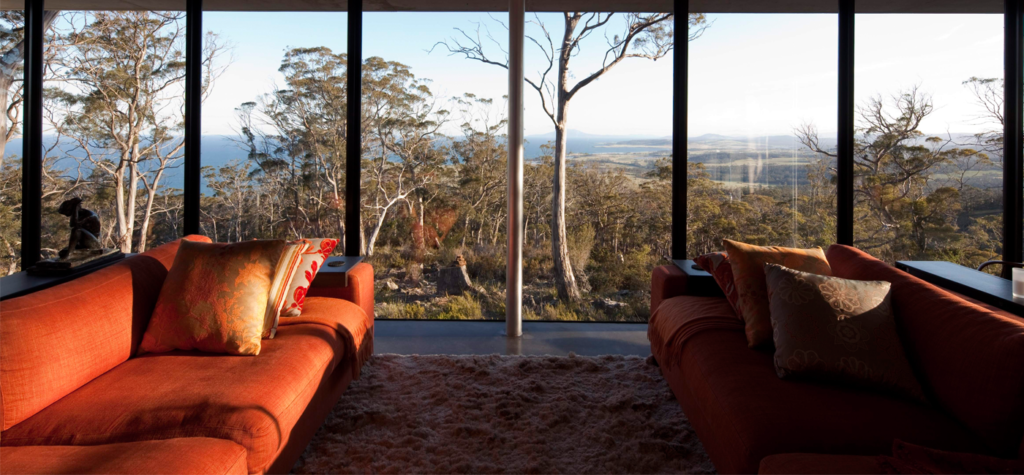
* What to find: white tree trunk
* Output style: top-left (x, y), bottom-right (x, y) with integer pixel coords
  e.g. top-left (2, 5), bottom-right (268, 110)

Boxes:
top-left (137, 166), bottom-right (165, 253)
top-left (551, 121), bottom-right (580, 301)
top-left (113, 159), bottom-right (130, 252)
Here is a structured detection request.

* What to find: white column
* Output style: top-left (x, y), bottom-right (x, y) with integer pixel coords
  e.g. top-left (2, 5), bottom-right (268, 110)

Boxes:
top-left (506, 0), bottom-right (525, 338)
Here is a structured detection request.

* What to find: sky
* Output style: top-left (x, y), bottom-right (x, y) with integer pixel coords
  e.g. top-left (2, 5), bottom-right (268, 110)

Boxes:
top-left (198, 12), bottom-right (1004, 138)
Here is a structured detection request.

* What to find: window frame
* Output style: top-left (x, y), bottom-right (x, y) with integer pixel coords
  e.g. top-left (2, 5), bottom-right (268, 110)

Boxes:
top-left (15, 0), bottom-right (1024, 283)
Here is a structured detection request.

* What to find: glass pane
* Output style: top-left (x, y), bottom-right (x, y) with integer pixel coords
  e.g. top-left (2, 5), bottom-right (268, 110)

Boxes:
top-left (515, 12), bottom-right (674, 322)
top-left (200, 12), bottom-right (347, 244)
top-left (687, 14), bottom-right (838, 252)
top-left (364, 12), bottom-right (508, 320)
top-left (41, 8), bottom-right (188, 259)
top-left (855, 13), bottom-right (1003, 269)
top-left (1, 12), bottom-right (24, 275)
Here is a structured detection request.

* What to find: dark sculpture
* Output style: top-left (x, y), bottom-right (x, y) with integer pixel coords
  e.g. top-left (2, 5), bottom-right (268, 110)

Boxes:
top-left (57, 197), bottom-right (103, 260)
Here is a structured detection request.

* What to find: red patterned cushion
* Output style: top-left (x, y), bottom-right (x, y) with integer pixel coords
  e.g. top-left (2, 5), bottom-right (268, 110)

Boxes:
top-left (877, 439), bottom-right (1024, 474)
top-left (694, 252), bottom-right (742, 317)
top-left (139, 240), bottom-right (286, 356)
top-left (281, 238), bottom-right (339, 316)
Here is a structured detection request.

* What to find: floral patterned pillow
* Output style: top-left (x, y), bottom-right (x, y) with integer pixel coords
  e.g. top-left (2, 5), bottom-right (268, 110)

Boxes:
top-left (765, 263), bottom-right (925, 402)
top-left (723, 239), bottom-right (833, 348)
top-left (139, 239), bottom-right (287, 356)
top-left (694, 252), bottom-right (742, 318)
top-left (281, 238), bottom-right (339, 316)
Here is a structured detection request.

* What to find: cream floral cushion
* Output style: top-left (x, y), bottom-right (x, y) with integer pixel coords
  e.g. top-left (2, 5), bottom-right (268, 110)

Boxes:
top-left (281, 238), bottom-right (339, 316)
top-left (765, 263), bottom-right (925, 401)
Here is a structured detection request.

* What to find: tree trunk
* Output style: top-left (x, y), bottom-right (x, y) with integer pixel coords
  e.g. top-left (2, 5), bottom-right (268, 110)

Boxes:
top-left (551, 122), bottom-right (581, 301)
top-left (113, 159), bottom-right (130, 252)
top-left (125, 142), bottom-right (142, 252)
top-left (0, 73), bottom-right (11, 166)
top-left (365, 203), bottom-right (395, 257)
top-left (550, 15), bottom-right (582, 302)
top-left (137, 166), bottom-right (164, 253)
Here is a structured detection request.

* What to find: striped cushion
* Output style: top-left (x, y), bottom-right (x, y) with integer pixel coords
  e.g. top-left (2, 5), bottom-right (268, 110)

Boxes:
top-left (264, 240), bottom-right (310, 338)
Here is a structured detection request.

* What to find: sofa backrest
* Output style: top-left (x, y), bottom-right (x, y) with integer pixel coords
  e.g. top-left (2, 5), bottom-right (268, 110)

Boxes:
top-left (826, 244), bottom-right (1024, 457)
top-left (0, 235), bottom-right (209, 431)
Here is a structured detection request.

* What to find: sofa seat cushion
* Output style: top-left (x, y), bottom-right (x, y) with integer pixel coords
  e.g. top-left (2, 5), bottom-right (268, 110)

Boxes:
top-left (650, 299), bottom-right (984, 474)
top-left (1, 297), bottom-right (372, 475)
top-left (0, 438), bottom-right (248, 475)
top-left (758, 453), bottom-right (883, 474)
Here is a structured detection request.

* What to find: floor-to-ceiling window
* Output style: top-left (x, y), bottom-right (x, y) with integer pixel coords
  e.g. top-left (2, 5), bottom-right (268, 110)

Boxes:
top-left (364, 12), bottom-right (509, 321)
top-left (687, 11), bottom-right (838, 256)
top-left (854, 10), bottom-right (1004, 269)
top-left (511, 11), bottom-right (674, 322)
top-left (6, 0), bottom-right (1023, 320)
top-left (38, 7), bottom-right (189, 259)
top-left (1, 12), bottom-right (25, 274)
top-left (200, 11), bottom-right (346, 245)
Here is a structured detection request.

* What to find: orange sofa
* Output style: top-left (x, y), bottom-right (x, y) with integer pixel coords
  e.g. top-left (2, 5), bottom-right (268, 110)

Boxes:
top-left (649, 244), bottom-right (1024, 474)
top-left (0, 236), bottom-right (374, 475)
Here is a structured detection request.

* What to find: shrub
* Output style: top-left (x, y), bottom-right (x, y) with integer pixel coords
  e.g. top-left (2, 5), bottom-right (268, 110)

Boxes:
top-left (465, 245), bottom-right (506, 282)
top-left (376, 301), bottom-right (426, 319)
top-left (433, 294), bottom-right (485, 320)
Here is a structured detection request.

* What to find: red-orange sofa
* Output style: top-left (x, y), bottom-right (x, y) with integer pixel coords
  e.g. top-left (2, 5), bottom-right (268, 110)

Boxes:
top-left (0, 236), bottom-right (374, 475)
top-left (649, 244), bottom-right (1024, 474)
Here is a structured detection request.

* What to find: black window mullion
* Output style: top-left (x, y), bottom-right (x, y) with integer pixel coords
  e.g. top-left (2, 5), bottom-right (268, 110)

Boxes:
top-left (21, 0), bottom-right (45, 269)
top-left (671, 0), bottom-right (688, 260)
top-left (837, 0), bottom-right (855, 247)
top-left (1004, 0), bottom-right (1024, 276)
top-left (183, 0), bottom-right (202, 236)
top-left (345, 0), bottom-right (363, 256)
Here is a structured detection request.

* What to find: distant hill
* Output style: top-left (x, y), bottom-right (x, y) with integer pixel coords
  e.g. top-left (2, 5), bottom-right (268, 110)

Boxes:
top-left (524, 129), bottom-right (661, 141)
top-left (3, 131), bottom-right (996, 192)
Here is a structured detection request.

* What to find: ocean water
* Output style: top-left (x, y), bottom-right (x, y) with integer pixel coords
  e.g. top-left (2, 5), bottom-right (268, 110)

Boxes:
top-left (4, 133), bottom-right (673, 193)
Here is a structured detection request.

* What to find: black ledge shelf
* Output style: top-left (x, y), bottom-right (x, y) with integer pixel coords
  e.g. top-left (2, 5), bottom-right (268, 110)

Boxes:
top-left (673, 259), bottom-right (725, 298)
top-left (896, 260), bottom-right (1024, 317)
top-left (311, 256), bottom-right (365, 288)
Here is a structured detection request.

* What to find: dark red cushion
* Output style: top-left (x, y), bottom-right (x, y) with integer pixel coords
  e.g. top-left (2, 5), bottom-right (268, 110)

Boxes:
top-left (694, 252), bottom-right (742, 316)
top-left (826, 245), bottom-right (1024, 457)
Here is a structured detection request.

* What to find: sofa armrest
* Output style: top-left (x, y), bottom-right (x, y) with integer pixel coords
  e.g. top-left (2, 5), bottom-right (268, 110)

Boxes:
top-left (651, 263), bottom-right (725, 315)
top-left (307, 262), bottom-right (374, 320)
top-left (651, 265), bottom-right (690, 316)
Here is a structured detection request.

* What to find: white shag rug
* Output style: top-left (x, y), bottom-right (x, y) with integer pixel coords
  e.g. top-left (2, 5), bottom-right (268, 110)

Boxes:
top-left (293, 354), bottom-right (715, 474)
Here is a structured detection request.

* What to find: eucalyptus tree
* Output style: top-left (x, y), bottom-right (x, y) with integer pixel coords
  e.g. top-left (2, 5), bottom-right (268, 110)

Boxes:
top-left (236, 47), bottom-right (350, 244)
top-left (236, 52), bottom-right (449, 256)
top-left (45, 11), bottom-right (225, 252)
top-left (435, 12), bottom-right (707, 301)
top-left (362, 56), bottom-right (450, 256)
top-left (449, 94), bottom-right (508, 247)
top-left (797, 87), bottom-right (974, 261)
top-left (0, 10), bottom-right (58, 164)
